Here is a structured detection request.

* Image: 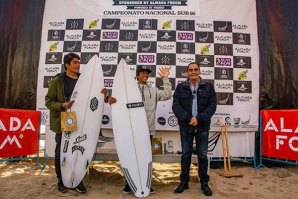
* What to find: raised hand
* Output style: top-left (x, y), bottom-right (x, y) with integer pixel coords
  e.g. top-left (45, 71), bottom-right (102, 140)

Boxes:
top-left (158, 66), bottom-right (170, 78)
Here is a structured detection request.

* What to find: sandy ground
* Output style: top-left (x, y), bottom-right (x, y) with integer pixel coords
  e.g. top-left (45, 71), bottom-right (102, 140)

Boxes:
top-left (0, 160), bottom-right (298, 199)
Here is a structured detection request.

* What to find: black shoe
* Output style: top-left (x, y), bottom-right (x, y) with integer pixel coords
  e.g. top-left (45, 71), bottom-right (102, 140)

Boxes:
top-left (122, 183), bottom-right (131, 194)
top-left (58, 182), bottom-right (68, 193)
top-left (150, 187), bottom-right (155, 194)
top-left (174, 183), bottom-right (189, 193)
top-left (201, 184), bottom-right (212, 196)
top-left (76, 182), bottom-right (87, 193)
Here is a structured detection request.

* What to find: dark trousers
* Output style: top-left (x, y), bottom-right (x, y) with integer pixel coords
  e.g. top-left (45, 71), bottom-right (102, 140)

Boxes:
top-left (55, 133), bottom-right (62, 183)
top-left (179, 129), bottom-right (209, 184)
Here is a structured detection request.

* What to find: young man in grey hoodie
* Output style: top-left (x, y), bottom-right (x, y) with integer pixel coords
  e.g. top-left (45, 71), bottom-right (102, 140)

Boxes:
top-left (122, 65), bottom-right (172, 194)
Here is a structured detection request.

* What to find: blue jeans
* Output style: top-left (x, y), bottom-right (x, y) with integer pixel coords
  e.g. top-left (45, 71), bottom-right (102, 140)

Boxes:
top-left (179, 129), bottom-right (209, 184)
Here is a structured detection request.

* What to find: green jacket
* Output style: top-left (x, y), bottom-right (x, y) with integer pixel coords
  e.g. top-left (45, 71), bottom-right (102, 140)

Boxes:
top-left (45, 73), bottom-right (67, 133)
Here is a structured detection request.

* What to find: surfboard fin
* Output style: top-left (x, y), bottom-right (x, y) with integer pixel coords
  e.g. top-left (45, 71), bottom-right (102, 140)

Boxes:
top-left (70, 171), bottom-right (75, 184)
top-left (86, 160), bottom-right (90, 175)
top-left (61, 157), bottom-right (66, 168)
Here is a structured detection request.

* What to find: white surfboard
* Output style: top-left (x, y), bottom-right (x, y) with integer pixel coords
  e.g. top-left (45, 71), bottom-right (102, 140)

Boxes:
top-left (60, 55), bottom-right (104, 188)
top-left (111, 59), bottom-right (152, 197)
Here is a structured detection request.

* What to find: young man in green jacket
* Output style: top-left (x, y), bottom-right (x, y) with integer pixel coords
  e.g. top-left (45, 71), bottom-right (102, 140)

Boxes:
top-left (45, 53), bottom-right (86, 193)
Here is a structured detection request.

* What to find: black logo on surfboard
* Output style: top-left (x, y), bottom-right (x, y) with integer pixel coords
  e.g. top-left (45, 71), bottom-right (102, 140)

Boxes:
top-left (126, 102), bottom-right (144, 109)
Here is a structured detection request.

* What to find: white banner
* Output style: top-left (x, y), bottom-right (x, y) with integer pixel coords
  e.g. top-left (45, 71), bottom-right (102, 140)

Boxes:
top-left (37, 0), bottom-right (259, 134)
top-left (98, 0), bottom-right (200, 17)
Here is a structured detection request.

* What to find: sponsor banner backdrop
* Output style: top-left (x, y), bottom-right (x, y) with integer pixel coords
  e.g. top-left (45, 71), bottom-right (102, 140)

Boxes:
top-left (99, 0), bottom-right (200, 17)
top-left (0, 109), bottom-right (40, 158)
top-left (261, 110), bottom-right (298, 161)
top-left (37, 0), bottom-right (259, 132)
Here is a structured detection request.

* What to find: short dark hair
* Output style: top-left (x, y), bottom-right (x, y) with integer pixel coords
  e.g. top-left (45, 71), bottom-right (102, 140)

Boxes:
top-left (63, 53), bottom-right (80, 70)
top-left (187, 62), bottom-right (200, 71)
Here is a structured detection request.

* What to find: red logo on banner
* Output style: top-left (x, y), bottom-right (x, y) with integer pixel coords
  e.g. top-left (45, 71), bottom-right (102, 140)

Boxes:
top-left (0, 109), bottom-right (40, 158)
top-left (261, 110), bottom-right (298, 161)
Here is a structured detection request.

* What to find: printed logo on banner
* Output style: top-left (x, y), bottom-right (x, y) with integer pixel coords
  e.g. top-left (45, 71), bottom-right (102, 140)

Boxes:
top-left (196, 22), bottom-right (213, 30)
top-left (216, 93), bottom-right (233, 105)
top-left (101, 19), bottom-right (120, 29)
top-left (43, 76), bottom-right (54, 88)
top-left (233, 24), bottom-right (248, 31)
top-left (138, 54), bottom-right (155, 64)
top-left (80, 53), bottom-right (99, 64)
top-left (120, 20), bottom-right (138, 29)
top-left (176, 66), bottom-right (188, 78)
top-left (212, 113), bottom-right (228, 126)
top-left (213, 21), bottom-right (232, 32)
top-left (119, 41), bottom-right (138, 52)
top-left (104, 79), bottom-right (114, 87)
top-left (47, 30), bottom-right (65, 41)
top-left (139, 19), bottom-right (158, 30)
top-left (177, 32), bottom-right (194, 41)
top-left (214, 32), bottom-right (233, 43)
top-left (102, 31), bottom-right (118, 40)
top-left (89, 19), bottom-right (99, 28)
top-left (156, 78), bottom-right (175, 91)
top-left (234, 56), bottom-right (251, 68)
top-left (215, 68), bottom-right (233, 80)
top-left (157, 53), bottom-right (176, 65)
top-left (233, 81), bottom-right (252, 93)
top-left (102, 65), bottom-right (117, 77)
top-left (215, 80), bottom-right (233, 92)
top-left (45, 65), bottom-right (61, 73)
top-left (162, 20), bottom-right (173, 30)
top-left (176, 20), bottom-right (195, 31)
top-left (157, 31), bottom-right (176, 41)
top-left (118, 53), bottom-right (137, 65)
top-left (176, 42), bottom-right (195, 54)
top-left (233, 33), bottom-right (251, 45)
top-left (235, 94), bottom-right (252, 103)
top-left (66, 19), bottom-right (84, 30)
top-left (200, 68), bottom-right (214, 79)
top-left (214, 44), bottom-right (233, 56)
top-left (45, 52), bottom-right (62, 64)
top-left (49, 21), bottom-right (65, 28)
top-left (120, 30), bottom-right (138, 41)
top-left (196, 55), bottom-right (214, 67)
top-left (102, 115), bottom-right (110, 125)
top-left (199, 44), bottom-right (211, 55)
top-left (237, 70), bottom-right (249, 80)
top-left (240, 114), bottom-right (253, 126)
top-left (176, 54), bottom-right (195, 65)
top-left (138, 31), bottom-right (157, 41)
top-left (82, 30), bottom-right (101, 41)
top-left (157, 43), bottom-right (176, 53)
top-left (195, 32), bottom-right (214, 43)
top-left (215, 57), bottom-right (232, 67)
top-left (63, 41), bottom-right (82, 52)
top-left (225, 117), bottom-right (232, 126)
top-left (100, 41), bottom-right (119, 52)
top-left (138, 41), bottom-right (157, 53)
top-left (64, 30), bottom-right (82, 41)
top-left (99, 53), bottom-right (118, 64)
top-left (0, 135), bottom-right (22, 150)
top-left (234, 47), bottom-right (251, 54)
top-left (49, 42), bottom-right (59, 52)
top-left (81, 42), bottom-right (100, 52)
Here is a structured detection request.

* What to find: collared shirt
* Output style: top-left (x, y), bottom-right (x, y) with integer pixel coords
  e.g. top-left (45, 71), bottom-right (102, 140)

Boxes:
top-left (190, 81), bottom-right (199, 117)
